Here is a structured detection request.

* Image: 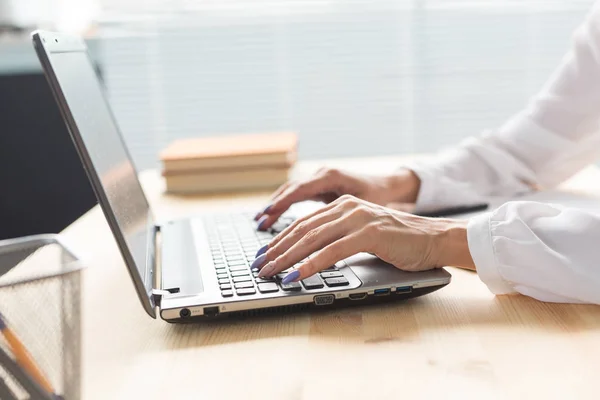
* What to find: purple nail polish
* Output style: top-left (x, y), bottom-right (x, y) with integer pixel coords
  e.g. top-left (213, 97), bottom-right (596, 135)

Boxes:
top-left (257, 215), bottom-right (269, 231)
top-left (258, 261), bottom-right (276, 278)
top-left (251, 253), bottom-right (267, 270)
top-left (281, 269), bottom-right (300, 284)
top-left (262, 204), bottom-right (273, 214)
top-left (255, 244), bottom-right (269, 258)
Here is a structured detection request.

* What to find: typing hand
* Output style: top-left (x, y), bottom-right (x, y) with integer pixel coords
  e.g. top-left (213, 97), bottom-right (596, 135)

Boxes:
top-left (251, 195), bottom-right (474, 284)
top-left (254, 167), bottom-right (421, 231)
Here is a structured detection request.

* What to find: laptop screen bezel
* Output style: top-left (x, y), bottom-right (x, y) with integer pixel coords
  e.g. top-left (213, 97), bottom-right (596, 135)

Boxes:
top-left (31, 30), bottom-right (157, 318)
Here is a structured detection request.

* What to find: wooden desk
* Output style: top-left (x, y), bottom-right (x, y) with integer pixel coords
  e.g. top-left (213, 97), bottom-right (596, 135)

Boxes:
top-left (63, 156), bottom-right (600, 400)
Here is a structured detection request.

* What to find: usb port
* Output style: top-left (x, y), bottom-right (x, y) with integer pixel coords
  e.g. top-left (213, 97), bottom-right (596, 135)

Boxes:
top-left (395, 286), bottom-right (413, 294)
top-left (348, 292), bottom-right (367, 300)
top-left (373, 288), bottom-right (391, 296)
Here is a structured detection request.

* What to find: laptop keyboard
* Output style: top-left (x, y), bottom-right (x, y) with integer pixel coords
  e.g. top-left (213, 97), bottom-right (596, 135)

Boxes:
top-left (203, 213), bottom-right (349, 298)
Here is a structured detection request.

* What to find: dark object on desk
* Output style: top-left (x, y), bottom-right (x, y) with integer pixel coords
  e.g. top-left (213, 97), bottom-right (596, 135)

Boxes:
top-left (0, 72), bottom-right (97, 240)
top-left (417, 203), bottom-right (489, 218)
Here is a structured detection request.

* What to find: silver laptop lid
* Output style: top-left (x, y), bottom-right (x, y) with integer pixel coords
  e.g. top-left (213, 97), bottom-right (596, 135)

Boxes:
top-left (32, 30), bottom-right (157, 318)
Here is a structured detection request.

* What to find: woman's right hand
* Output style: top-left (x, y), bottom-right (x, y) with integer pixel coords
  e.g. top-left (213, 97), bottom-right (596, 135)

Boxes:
top-left (254, 167), bottom-right (421, 230)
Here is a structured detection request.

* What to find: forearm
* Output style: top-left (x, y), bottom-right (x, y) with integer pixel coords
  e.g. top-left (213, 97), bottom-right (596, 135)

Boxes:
top-left (435, 218), bottom-right (476, 271)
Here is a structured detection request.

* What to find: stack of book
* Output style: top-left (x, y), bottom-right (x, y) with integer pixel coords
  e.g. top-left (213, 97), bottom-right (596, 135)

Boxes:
top-left (160, 132), bottom-right (298, 194)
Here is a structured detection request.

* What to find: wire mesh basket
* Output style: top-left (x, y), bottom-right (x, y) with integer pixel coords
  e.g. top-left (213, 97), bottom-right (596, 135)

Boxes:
top-left (0, 234), bottom-right (84, 400)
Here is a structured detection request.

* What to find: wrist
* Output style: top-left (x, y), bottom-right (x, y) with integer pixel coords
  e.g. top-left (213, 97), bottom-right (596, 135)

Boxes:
top-left (386, 168), bottom-right (421, 204)
top-left (434, 219), bottom-right (476, 270)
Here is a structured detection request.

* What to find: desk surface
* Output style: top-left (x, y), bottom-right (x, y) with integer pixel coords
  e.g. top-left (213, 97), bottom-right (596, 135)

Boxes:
top-left (64, 156), bottom-right (600, 400)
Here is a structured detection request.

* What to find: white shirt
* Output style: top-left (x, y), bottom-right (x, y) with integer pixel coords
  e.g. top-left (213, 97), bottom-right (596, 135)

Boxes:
top-left (407, 3), bottom-right (600, 305)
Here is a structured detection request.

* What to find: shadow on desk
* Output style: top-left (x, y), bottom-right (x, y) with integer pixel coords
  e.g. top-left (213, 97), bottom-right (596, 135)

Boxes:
top-left (164, 294), bottom-right (600, 350)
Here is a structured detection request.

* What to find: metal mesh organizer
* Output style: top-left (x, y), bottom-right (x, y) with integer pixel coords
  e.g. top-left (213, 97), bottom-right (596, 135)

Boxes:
top-left (0, 234), bottom-right (84, 400)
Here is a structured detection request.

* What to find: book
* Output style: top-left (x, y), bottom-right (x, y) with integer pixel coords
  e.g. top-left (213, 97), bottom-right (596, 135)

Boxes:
top-left (163, 167), bottom-right (290, 194)
top-left (160, 132), bottom-right (298, 173)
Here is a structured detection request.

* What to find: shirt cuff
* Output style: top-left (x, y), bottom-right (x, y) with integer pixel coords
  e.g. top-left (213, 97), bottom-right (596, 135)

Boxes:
top-left (467, 212), bottom-right (516, 294)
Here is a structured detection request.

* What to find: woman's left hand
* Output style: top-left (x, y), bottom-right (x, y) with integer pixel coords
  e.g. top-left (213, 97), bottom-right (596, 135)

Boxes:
top-left (252, 195), bottom-right (475, 283)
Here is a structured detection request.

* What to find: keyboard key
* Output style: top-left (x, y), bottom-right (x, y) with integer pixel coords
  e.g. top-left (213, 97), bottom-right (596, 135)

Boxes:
top-left (236, 288), bottom-right (256, 296)
top-left (235, 281), bottom-right (254, 289)
top-left (280, 281), bottom-right (302, 291)
top-left (320, 271), bottom-right (343, 279)
top-left (301, 275), bottom-right (324, 289)
top-left (227, 261), bottom-right (247, 267)
top-left (221, 290), bottom-right (233, 297)
top-left (229, 266), bottom-right (248, 273)
top-left (323, 265), bottom-right (339, 271)
top-left (233, 276), bottom-right (252, 283)
top-left (220, 284), bottom-right (232, 290)
top-left (214, 264), bottom-right (227, 270)
top-left (226, 256), bottom-right (244, 262)
top-left (218, 278), bottom-right (230, 285)
top-left (254, 277), bottom-right (275, 283)
top-left (257, 282), bottom-right (279, 293)
top-left (275, 270), bottom-right (292, 280)
top-left (324, 277), bottom-right (349, 287)
top-left (231, 271), bottom-right (250, 277)
top-left (216, 273), bottom-right (228, 279)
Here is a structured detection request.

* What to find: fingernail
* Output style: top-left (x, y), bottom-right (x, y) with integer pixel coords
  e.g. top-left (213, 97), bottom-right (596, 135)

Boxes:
top-left (258, 261), bottom-right (276, 278)
top-left (281, 269), bottom-right (300, 284)
top-left (251, 253), bottom-right (267, 270)
top-left (257, 215), bottom-right (269, 231)
top-left (254, 204), bottom-right (273, 221)
top-left (255, 244), bottom-right (269, 258)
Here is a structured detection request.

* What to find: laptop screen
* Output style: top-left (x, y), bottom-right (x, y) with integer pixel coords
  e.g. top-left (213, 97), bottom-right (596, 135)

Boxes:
top-left (36, 35), bottom-right (156, 315)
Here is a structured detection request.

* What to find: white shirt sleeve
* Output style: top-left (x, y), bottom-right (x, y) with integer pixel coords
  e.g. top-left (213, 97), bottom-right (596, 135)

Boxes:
top-left (405, 4), bottom-right (600, 304)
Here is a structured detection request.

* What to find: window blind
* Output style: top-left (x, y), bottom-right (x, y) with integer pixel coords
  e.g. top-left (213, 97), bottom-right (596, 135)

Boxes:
top-left (95, 0), bottom-right (594, 170)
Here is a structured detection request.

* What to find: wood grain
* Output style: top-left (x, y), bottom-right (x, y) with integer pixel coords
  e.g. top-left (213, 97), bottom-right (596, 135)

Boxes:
top-left (62, 156), bottom-right (600, 400)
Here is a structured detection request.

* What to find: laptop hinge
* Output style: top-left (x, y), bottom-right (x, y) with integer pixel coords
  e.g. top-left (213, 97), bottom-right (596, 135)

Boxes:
top-left (152, 288), bottom-right (169, 307)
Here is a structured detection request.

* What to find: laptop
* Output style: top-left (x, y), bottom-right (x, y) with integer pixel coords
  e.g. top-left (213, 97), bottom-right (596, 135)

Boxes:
top-left (32, 30), bottom-right (451, 322)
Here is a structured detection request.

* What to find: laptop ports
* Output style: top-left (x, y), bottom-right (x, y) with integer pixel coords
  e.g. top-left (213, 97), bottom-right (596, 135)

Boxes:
top-left (373, 288), bottom-right (391, 296)
top-left (314, 294), bottom-right (335, 306)
top-left (395, 286), bottom-right (413, 294)
top-left (348, 292), bottom-right (367, 300)
top-left (179, 308), bottom-right (191, 318)
top-left (203, 306), bottom-right (219, 317)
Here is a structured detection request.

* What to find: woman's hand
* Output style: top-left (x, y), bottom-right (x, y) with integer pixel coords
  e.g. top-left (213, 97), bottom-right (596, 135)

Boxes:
top-left (254, 167), bottom-right (421, 230)
top-left (251, 195), bottom-right (475, 284)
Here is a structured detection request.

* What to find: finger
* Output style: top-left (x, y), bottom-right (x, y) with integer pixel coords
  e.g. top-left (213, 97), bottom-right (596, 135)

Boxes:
top-left (252, 202), bottom-right (341, 270)
top-left (281, 233), bottom-right (364, 283)
top-left (265, 210), bottom-right (344, 268)
top-left (258, 217), bottom-right (349, 278)
top-left (257, 176), bottom-right (338, 230)
top-left (268, 200), bottom-right (340, 250)
top-left (254, 182), bottom-right (293, 221)
top-left (271, 181), bottom-right (292, 200)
